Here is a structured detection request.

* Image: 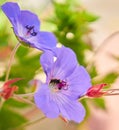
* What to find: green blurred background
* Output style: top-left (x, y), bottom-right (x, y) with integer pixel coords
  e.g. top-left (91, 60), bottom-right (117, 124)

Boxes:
top-left (0, 0), bottom-right (119, 130)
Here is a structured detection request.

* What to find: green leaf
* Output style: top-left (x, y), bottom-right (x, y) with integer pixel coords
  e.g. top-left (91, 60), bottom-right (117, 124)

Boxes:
top-left (93, 72), bottom-right (118, 85)
top-left (92, 98), bottom-right (106, 109)
top-left (102, 73), bottom-right (118, 84)
top-left (4, 98), bottom-right (30, 108)
top-left (81, 11), bottom-right (99, 22)
top-left (16, 46), bottom-right (29, 58)
top-left (80, 98), bottom-right (90, 117)
top-left (0, 106), bottom-right (27, 130)
top-left (89, 65), bottom-right (98, 78)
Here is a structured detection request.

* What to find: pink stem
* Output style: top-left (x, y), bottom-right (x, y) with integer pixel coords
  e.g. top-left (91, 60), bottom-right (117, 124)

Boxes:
top-left (104, 88), bottom-right (119, 96)
top-left (5, 43), bottom-right (20, 81)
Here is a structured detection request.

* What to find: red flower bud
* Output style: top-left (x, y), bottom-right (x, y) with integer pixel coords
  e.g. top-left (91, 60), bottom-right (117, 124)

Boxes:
top-left (0, 78), bottom-right (22, 100)
top-left (86, 83), bottom-right (107, 98)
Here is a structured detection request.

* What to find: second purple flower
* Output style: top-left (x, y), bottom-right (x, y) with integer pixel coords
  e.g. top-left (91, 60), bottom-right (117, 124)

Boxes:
top-left (34, 46), bottom-right (91, 123)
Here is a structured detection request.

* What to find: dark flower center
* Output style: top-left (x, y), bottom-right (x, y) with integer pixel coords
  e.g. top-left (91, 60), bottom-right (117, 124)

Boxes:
top-left (25, 25), bottom-right (37, 36)
top-left (50, 79), bottom-right (68, 91)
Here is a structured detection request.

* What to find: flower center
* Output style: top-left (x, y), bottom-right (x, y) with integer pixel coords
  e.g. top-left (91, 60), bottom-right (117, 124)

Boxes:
top-left (25, 25), bottom-right (37, 36)
top-left (49, 79), bottom-right (68, 92)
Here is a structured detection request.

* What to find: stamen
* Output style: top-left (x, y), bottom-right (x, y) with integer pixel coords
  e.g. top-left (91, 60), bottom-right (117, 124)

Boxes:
top-left (58, 81), bottom-right (68, 90)
top-left (25, 25), bottom-right (37, 36)
top-left (49, 79), bottom-right (68, 91)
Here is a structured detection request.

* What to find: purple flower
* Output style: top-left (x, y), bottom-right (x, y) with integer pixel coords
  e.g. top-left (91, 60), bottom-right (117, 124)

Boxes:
top-left (34, 46), bottom-right (91, 123)
top-left (1, 2), bottom-right (57, 51)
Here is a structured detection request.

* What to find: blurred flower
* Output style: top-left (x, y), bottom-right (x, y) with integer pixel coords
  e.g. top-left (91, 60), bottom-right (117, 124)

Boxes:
top-left (1, 2), bottom-right (57, 51)
top-left (34, 46), bottom-right (91, 123)
top-left (0, 78), bottom-right (21, 100)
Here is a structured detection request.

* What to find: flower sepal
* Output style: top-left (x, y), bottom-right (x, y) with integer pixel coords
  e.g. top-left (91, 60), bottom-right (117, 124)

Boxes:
top-left (0, 78), bottom-right (22, 100)
top-left (86, 83), bottom-right (108, 98)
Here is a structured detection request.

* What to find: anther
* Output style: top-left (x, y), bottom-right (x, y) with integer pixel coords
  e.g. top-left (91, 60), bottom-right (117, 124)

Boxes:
top-left (25, 25), bottom-right (37, 36)
top-left (50, 79), bottom-right (68, 91)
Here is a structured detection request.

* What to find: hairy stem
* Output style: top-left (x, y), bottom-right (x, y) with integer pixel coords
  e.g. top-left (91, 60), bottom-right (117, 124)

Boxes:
top-left (16, 92), bottom-right (35, 97)
top-left (22, 116), bottom-right (46, 128)
top-left (5, 43), bottom-right (21, 81)
top-left (13, 94), bottom-right (36, 106)
top-left (104, 88), bottom-right (119, 96)
top-left (10, 116), bottom-right (46, 130)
